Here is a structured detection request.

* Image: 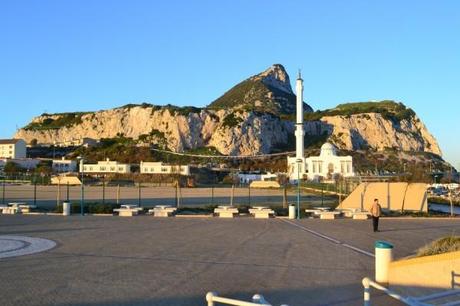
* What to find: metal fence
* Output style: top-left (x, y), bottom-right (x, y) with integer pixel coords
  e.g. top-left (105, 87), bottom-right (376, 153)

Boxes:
top-left (0, 181), bottom-right (339, 211)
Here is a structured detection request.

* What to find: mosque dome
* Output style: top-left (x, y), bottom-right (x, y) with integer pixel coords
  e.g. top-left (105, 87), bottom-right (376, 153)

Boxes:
top-left (320, 142), bottom-right (337, 156)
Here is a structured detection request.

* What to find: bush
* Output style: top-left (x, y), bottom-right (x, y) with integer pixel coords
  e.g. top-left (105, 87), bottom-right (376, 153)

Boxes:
top-left (302, 100), bottom-right (416, 123)
top-left (55, 202), bottom-right (120, 214)
top-left (176, 205), bottom-right (217, 214)
top-left (222, 113), bottom-right (244, 128)
top-left (415, 236), bottom-right (460, 257)
top-left (24, 112), bottom-right (88, 130)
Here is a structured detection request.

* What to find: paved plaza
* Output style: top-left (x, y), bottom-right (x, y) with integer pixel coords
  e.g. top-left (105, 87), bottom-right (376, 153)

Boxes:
top-left (0, 215), bottom-right (458, 306)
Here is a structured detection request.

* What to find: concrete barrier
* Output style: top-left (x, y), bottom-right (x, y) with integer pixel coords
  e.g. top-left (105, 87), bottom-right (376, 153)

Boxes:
top-left (389, 250), bottom-right (460, 297)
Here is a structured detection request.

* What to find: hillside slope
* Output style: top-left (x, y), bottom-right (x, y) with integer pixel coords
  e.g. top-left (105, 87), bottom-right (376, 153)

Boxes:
top-left (14, 66), bottom-right (442, 158)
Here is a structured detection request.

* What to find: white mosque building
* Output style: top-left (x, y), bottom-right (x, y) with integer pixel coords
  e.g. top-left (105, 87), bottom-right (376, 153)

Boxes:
top-left (287, 72), bottom-right (354, 181)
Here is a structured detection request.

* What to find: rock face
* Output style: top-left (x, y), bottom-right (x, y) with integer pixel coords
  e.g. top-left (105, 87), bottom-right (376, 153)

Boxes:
top-left (304, 113), bottom-right (441, 155)
top-left (14, 65), bottom-right (442, 157)
top-left (15, 106), bottom-right (291, 155)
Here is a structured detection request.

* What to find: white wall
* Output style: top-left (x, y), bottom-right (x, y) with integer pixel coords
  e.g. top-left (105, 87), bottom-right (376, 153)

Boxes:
top-left (140, 162), bottom-right (190, 176)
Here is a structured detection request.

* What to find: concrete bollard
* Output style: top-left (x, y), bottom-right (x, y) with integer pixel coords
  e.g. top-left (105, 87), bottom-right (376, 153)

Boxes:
top-left (63, 202), bottom-right (71, 216)
top-left (375, 240), bottom-right (393, 284)
top-left (289, 204), bottom-right (296, 219)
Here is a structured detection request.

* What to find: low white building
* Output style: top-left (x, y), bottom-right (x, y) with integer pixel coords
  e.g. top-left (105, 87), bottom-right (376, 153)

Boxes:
top-left (52, 157), bottom-right (77, 173)
top-left (0, 139), bottom-right (26, 159)
top-left (81, 159), bottom-right (131, 174)
top-left (288, 143), bottom-right (354, 181)
top-left (237, 172), bottom-right (278, 184)
top-left (140, 161), bottom-right (190, 176)
top-left (57, 137), bottom-right (98, 148)
top-left (0, 158), bottom-right (41, 170)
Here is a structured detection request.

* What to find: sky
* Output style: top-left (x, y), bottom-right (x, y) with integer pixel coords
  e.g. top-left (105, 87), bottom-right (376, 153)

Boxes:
top-left (1, 0), bottom-right (459, 167)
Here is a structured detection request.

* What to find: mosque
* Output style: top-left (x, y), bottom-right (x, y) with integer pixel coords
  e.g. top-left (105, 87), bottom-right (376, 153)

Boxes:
top-left (287, 73), bottom-right (354, 182)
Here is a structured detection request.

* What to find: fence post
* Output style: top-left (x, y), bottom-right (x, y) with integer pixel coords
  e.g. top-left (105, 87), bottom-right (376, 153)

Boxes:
top-left (138, 182), bottom-right (141, 207)
top-left (175, 182), bottom-right (178, 207)
top-left (34, 181), bottom-right (37, 206)
top-left (2, 177), bottom-right (5, 205)
top-left (248, 185), bottom-right (251, 206)
top-left (211, 185), bottom-right (214, 206)
top-left (66, 182), bottom-right (69, 202)
top-left (116, 184), bottom-right (120, 205)
top-left (321, 185), bottom-right (324, 206)
top-left (283, 184), bottom-right (288, 209)
top-left (230, 184), bottom-right (234, 206)
top-left (57, 181), bottom-right (61, 208)
top-left (102, 176), bottom-right (105, 205)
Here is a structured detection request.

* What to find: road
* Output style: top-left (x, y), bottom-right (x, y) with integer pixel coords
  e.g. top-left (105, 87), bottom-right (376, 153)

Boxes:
top-left (1, 214), bottom-right (458, 305)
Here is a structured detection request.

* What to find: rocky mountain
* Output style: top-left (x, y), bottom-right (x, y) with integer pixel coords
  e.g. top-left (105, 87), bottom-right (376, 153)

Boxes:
top-left (14, 65), bottom-right (442, 158)
top-left (208, 64), bottom-right (313, 115)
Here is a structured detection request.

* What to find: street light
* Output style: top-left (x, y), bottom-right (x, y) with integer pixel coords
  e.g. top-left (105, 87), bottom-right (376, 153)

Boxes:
top-left (77, 156), bottom-right (84, 215)
top-left (296, 158), bottom-right (303, 220)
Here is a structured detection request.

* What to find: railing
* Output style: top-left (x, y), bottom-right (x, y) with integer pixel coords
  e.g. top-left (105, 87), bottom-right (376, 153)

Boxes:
top-left (362, 277), bottom-right (415, 306)
top-left (362, 277), bottom-right (460, 306)
top-left (205, 292), bottom-right (288, 306)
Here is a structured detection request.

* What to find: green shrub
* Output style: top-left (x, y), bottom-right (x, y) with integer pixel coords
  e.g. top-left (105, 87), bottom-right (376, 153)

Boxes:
top-left (55, 202), bottom-right (121, 214)
top-left (415, 236), bottom-right (460, 257)
top-left (222, 113), bottom-right (244, 128)
top-left (176, 205), bottom-right (217, 214)
top-left (24, 112), bottom-right (88, 130)
top-left (302, 100), bottom-right (416, 123)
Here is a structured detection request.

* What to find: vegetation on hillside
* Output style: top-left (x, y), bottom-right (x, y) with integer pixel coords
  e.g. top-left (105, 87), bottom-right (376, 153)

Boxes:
top-left (138, 129), bottom-right (168, 148)
top-left (116, 103), bottom-right (202, 116)
top-left (208, 78), bottom-right (300, 115)
top-left (24, 112), bottom-right (89, 130)
top-left (281, 100), bottom-right (416, 123)
top-left (22, 104), bottom-right (205, 131)
top-left (69, 136), bottom-right (154, 164)
top-left (221, 113), bottom-right (244, 128)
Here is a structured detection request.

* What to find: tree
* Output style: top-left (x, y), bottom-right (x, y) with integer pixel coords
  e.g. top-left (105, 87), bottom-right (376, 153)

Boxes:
top-left (35, 161), bottom-right (52, 175)
top-left (3, 161), bottom-right (22, 174)
top-left (29, 138), bottom-right (38, 146)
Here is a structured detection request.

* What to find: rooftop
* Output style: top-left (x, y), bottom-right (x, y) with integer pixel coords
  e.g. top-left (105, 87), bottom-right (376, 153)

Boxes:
top-left (0, 139), bottom-right (24, 145)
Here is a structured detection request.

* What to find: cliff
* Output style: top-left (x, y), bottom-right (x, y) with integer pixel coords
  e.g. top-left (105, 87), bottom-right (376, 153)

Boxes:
top-left (14, 66), bottom-right (442, 157)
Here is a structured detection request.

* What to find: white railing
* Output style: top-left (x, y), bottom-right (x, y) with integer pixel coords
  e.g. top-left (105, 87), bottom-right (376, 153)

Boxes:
top-left (362, 277), bottom-right (460, 305)
top-left (205, 292), bottom-right (289, 306)
top-left (362, 277), bottom-right (415, 306)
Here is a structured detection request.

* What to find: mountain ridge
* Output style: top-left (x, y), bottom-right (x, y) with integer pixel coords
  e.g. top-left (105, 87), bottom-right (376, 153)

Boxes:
top-left (14, 64), bottom-right (442, 159)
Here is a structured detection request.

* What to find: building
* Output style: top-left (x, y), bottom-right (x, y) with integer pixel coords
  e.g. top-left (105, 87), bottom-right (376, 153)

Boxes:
top-left (57, 137), bottom-right (98, 148)
top-left (81, 159), bottom-right (131, 174)
top-left (0, 139), bottom-right (26, 159)
top-left (140, 161), bottom-right (190, 176)
top-left (286, 73), bottom-right (353, 181)
top-left (237, 172), bottom-right (278, 184)
top-left (52, 157), bottom-right (77, 173)
top-left (0, 158), bottom-right (40, 170)
top-left (303, 142), bottom-right (354, 180)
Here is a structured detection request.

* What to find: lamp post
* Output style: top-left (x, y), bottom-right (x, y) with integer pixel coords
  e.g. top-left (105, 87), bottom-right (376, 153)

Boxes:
top-left (296, 158), bottom-right (302, 220)
top-left (78, 157), bottom-right (84, 215)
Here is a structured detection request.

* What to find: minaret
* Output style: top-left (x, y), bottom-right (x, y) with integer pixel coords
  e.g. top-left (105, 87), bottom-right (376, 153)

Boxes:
top-left (295, 71), bottom-right (305, 162)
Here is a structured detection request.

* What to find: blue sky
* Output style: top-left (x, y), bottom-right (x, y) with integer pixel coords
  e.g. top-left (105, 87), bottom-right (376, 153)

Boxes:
top-left (1, 0), bottom-right (459, 167)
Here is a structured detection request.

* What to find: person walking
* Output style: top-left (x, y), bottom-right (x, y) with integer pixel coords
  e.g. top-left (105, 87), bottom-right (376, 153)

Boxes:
top-left (370, 198), bottom-right (382, 232)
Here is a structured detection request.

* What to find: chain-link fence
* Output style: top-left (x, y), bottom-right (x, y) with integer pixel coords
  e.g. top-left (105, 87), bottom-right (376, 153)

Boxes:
top-left (0, 180), bottom-right (339, 212)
